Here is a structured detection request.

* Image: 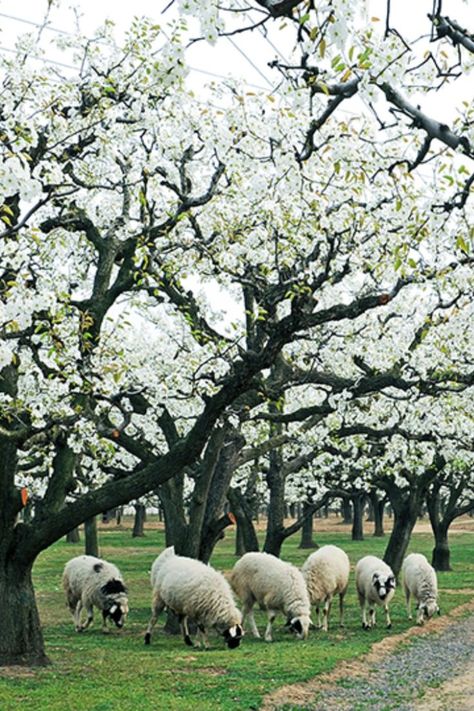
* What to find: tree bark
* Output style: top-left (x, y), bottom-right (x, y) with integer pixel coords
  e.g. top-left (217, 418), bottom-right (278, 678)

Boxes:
top-left (299, 503), bottom-right (318, 548)
top-left (341, 497), bottom-right (353, 524)
top-left (383, 500), bottom-right (419, 577)
top-left (228, 487), bottom-right (259, 556)
top-left (351, 494), bottom-right (365, 541)
top-left (263, 452), bottom-right (286, 556)
top-left (132, 503), bottom-right (146, 537)
top-left (198, 426), bottom-right (245, 563)
top-left (0, 558), bottom-right (48, 666)
top-left (66, 526), bottom-right (80, 543)
top-left (426, 479), bottom-right (473, 572)
top-left (84, 516), bottom-right (99, 557)
top-left (431, 525), bottom-right (451, 571)
top-left (370, 490), bottom-right (385, 537)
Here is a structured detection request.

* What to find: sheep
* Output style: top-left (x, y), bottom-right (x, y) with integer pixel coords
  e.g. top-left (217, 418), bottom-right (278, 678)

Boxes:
top-left (63, 554), bottom-right (129, 632)
top-left (355, 555), bottom-right (396, 630)
top-left (144, 546), bottom-right (243, 649)
top-left (230, 551), bottom-right (312, 642)
top-left (402, 553), bottom-right (440, 625)
top-left (301, 545), bottom-right (350, 631)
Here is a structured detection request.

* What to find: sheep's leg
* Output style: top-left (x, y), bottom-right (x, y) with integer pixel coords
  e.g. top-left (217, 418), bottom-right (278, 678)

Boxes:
top-left (405, 587), bottom-right (412, 620)
top-left (180, 616), bottom-right (193, 647)
top-left (242, 599), bottom-right (260, 638)
top-left (358, 591), bottom-right (369, 630)
top-left (369, 607), bottom-right (376, 628)
top-left (315, 605), bottom-right (322, 629)
top-left (384, 604), bottom-right (392, 629)
top-left (81, 603), bottom-right (94, 630)
top-left (264, 610), bottom-right (277, 642)
top-left (73, 600), bottom-right (83, 631)
top-left (144, 592), bottom-right (165, 645)
top-left (339, 592), bottom-right (345, 627)
top-left (322, 596), bottom-right (332, 632)
top-left (197, 624), bottom-right (210, 649)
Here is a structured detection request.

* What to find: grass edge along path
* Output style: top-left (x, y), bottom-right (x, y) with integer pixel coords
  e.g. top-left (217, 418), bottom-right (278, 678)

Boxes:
top-left (261, 598), bottom-right (474, 710)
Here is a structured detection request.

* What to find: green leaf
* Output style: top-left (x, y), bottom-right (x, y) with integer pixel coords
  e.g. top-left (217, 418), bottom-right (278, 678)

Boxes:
top-left (456, 235), bottom-right (469, 254)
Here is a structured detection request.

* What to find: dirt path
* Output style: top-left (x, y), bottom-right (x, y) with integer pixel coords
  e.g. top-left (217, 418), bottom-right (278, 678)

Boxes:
top-left (261, 599), bottom-right (474, 710)
top-left (413, 657), bottom-right (474, 711)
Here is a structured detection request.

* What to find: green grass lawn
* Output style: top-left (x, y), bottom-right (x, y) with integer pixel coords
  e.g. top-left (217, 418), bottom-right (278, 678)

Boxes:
top-left (1, 520), bottom-right (473, 711)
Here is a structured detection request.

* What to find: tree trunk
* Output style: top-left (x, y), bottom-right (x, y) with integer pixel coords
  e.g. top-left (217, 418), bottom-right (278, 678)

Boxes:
top-left (370, 491), bottom-right (385, 537)
top-left (431, 532), bottom-right (452, 570)
top-left (101, 508), bottom-right (115, 524)
top-left (299, 504), bottom-right (318, 549)
top-left (341, 497), bottom-right (353, 524)
top-left (132, 503), bottom-right (146, 537)
top-left (263, 461), bottom-right (286, 557)
top-left (351, 494), bottom-right (364, 541)
top-left (198, 426), bottom-right (245, 563)
top-left (0, 559), bottom-right (49, 666)
top-left (66, 526), bottom-right (80, 543)
top-left (431, 524), bottom-right (452, 571)
top-left (84, 516), bottom-right (99, 557)
top-left (228, 487), bottom-right (259, 556)
top-left (235, 521), bottom-right (246, 556)
top-left (383, 504), bottom-right (418, 577)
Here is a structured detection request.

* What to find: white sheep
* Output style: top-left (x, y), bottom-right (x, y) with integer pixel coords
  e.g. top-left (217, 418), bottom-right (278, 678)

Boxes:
top-left (402, 553), bottom-right (439, 625)
top-left (302, 545), bottom-right (350, 631)
top-left (355, 555), bottom-right (396, 629)
top-left (144, 547), bottom-right (243, 649)
top-left (230, 551), bottom-right (312, 642)
top-left (63, 555), bottom-right (129, 632)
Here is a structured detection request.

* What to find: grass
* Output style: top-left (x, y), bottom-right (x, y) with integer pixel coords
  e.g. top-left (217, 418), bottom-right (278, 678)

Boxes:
top-left (0, 519), bottom-right (473, 711)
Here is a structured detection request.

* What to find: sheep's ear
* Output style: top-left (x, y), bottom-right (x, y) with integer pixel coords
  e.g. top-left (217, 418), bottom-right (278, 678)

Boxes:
top-left (388, 575), bottom-right (396, 588)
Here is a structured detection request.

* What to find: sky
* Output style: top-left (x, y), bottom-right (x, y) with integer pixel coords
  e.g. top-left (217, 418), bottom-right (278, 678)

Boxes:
top-left (0, 1), bottom-right (470, 94)
top-left (0, 0), bottom-right (283, 93)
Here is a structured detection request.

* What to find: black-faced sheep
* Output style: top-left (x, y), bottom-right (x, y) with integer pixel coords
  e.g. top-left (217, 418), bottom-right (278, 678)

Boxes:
top-left (230, 551), bottom-right (312, 642)
top-left (63, 555), bottom-right (129, 632)
top-left (402, 553), bottom-right (439, 625)
top-left (144, 547), bottom-right (243, 649)
top-left (355, 555), bottom-right (396, 629)
top-left (302, 544), bottom-right (350, 631)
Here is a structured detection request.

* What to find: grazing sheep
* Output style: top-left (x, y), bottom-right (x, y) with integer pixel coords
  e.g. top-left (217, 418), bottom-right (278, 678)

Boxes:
top-left (144, 547), bottom-right (243, 649)
top-left (230, 551), bottom-right (312, 642)
top-left (302, 545), bottom-right (350, 631)
top-left (355, 555), bottom-right (396, 630)
top-left (63, 555), bottom-right (129, 632)
top-left (402, 553), bottom-right (440, 625)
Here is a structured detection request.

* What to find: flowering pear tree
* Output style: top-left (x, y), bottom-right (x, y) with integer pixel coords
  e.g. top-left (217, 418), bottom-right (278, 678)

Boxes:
top-left (1, 0), bottom-right (473, 666)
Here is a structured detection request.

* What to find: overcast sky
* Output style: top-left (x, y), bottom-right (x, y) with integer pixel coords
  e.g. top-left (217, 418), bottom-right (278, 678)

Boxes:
top-left (0, 0), bottom-right (470, 99)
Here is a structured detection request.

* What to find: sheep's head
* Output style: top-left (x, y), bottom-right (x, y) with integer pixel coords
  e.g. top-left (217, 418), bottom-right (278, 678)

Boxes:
top-left (223, 624), bottom-right (244, 649)
top-left (416, 599), bottom-right (439, 625)
top-left (101, 579), bottom-right (129, 628)
top-left (372, 572), bottom-right (396, 601)
top-left (287, 615), bottom-right (311, 640)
